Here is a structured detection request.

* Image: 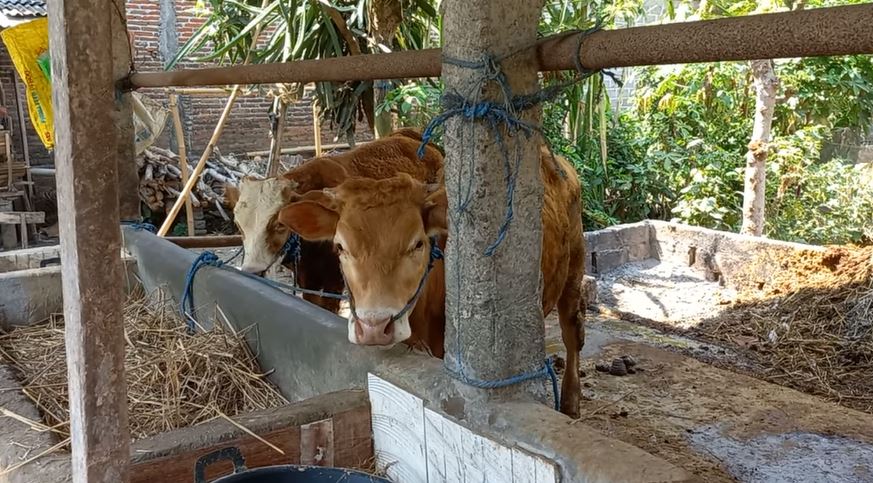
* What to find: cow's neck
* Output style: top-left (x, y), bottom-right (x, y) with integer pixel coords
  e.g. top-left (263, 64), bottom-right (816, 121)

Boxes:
top-left (407, 236), bottom-right (447, 359)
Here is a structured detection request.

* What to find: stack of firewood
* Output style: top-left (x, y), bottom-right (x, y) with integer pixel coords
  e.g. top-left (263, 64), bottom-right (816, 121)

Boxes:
top-left (136, 146), bottom-right (261, 217)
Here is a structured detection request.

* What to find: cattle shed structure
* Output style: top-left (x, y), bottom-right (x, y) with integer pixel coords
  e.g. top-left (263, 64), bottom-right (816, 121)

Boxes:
top-left (32, 1), bottom-right (873, 482)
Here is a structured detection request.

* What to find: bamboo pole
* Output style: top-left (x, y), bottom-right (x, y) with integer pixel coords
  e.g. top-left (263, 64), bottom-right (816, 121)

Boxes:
top-left (265, 99), bottom-right (287, 177)
top-left (157, 0), bottom-right (270, 237)
top-left (169, 93), bottom-right (195, 236)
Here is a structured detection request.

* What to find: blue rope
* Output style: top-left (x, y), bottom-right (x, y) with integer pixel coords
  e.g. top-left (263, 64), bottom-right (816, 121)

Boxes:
top-left (180, 251), bottom-right (223, 334)
top-left (445, 357), bottom-right (560, 411)
top-left (179, 242), bottom-right (349, 333)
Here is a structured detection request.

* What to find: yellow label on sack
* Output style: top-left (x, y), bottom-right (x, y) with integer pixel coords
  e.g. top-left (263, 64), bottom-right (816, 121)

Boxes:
top-left (1, 18), bottom-right (54, 150)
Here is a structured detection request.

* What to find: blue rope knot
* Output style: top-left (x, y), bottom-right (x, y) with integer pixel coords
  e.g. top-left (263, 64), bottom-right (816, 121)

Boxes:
top-left (280, 233), bottom-right (302, 266)
top-left (180, 251), bottom-right (224, 334)
top-left (446, 357), bottom-right (560, 411)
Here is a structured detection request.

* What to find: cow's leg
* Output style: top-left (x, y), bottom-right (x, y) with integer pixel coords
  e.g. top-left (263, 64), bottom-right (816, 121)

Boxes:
top-left (557, 244), bottom-right (586, 419)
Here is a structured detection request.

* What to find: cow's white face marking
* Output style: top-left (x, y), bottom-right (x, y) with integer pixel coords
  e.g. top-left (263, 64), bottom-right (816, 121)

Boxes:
top-left (234, 177), bottom-right (297, 273)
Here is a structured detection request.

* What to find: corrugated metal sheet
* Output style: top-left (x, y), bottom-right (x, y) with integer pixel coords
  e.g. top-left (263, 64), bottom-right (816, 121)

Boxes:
top-left (0, 0), bottom-right (46, 18)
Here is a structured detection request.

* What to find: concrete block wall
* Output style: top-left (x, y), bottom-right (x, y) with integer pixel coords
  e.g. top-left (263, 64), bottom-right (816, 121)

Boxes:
top-left (583, 221), bottom-right (653, 275)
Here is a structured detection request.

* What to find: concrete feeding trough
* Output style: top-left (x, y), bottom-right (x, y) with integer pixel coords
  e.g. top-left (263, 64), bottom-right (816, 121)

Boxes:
top-left (0, 246), bottom-right (63, 329)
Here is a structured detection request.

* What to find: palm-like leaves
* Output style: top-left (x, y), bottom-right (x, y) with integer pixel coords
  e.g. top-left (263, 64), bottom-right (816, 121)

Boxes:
top-left (169, 0), bottom-right (440, 141)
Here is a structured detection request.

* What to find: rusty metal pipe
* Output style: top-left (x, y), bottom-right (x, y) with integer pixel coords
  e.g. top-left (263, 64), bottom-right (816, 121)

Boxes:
top-left (128, 5), bottom-right (873, 89)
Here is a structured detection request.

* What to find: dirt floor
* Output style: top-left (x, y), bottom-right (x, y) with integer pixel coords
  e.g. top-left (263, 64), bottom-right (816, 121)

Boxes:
top-left (545, 313), bottom-right (873, 483)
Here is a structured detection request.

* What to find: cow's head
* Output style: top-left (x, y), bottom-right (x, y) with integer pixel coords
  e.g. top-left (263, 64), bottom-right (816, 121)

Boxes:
top-left (278, 174), bottom-right (447, 347)
top-left (225, 176), bottom-right (299, 274)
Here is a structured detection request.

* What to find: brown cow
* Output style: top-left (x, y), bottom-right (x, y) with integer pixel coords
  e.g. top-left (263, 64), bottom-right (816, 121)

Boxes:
top-left (225, 128), bottom-right (444, 314)
top-left (278, 148), bottom-right (586, 417)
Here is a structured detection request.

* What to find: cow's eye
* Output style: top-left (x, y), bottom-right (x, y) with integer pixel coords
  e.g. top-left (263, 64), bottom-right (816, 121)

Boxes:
top-left (413, 240), bottom-right (425, 251)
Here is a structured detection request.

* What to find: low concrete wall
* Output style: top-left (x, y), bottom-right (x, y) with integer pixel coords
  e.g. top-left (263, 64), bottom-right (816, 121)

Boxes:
top-left (0, 258), bottom-right (139, 330)
top-left (123, 227), bottom-right (401, 402)
top-left (646, 220), bottom-right (825, 288)
top-left (583, 222), bottom-right (653, 275)
top-left (0, 266), bottom-right (63, 329)
top-left (0, 245), bottom-right (60, 273)
top-left (583, 220), bottom-right (828, 290)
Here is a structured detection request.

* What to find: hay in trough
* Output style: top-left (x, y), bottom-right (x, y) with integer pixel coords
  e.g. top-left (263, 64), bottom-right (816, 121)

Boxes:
top-left (698, 245), bottom-right (873, 413)
top-left (0, 288), bottom-right (288, 441)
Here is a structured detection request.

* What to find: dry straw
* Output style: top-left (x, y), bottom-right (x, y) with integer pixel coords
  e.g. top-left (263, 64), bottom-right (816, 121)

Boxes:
top-left (0, 287), bottom-right (288, 442)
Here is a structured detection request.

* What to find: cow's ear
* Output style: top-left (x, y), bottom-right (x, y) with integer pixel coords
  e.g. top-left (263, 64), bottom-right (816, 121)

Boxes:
top-left (423, 187), bottom-right (447, 236)
top-left (224, 184), bottom-right (240, 209)
top-left (278, 201), bottom-right (338, 241)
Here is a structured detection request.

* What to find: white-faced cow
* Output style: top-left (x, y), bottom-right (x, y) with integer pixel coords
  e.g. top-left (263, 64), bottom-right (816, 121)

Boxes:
top-left (225, 128), bottom-right (444, 314)
top-left (278, 147), bottom-right (586, 418)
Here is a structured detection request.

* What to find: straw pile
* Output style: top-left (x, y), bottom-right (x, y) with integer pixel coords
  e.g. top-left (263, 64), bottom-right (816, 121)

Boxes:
top-left (699, 245), bottom-right (873, 412)
top-left (0, 289), bottom-right (287, 441)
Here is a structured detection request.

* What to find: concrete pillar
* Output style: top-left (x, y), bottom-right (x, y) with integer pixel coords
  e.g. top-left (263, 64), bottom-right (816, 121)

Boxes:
top-left (441, 0), bottom-right (548, 416)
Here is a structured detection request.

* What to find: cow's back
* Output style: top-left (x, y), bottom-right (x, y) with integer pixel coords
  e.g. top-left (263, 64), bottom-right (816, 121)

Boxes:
top-left (338, 134), bottom-right (443, 184)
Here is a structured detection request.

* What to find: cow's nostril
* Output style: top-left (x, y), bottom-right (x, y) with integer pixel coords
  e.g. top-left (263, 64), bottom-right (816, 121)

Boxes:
top-left (383, 320), bottom-right (394, 335)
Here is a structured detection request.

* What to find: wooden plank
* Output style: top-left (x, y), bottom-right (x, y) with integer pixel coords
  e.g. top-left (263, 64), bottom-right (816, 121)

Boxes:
top-left (47, 0), bottom-right (132, 481)
top-left (0, 211), bottom-right (45, 224)
top-left (313, 102), bottom-right (323, 157)
top-left (113, 9), bottom-right (140, 222)
top-left (245, 141), bottom-right (360, 158)
top-left (332, 403), bottom-right (375, 469)
top-left (368, 374), bottom-right (427, 483)
top-left (131, 426), bottom-right (301, 483)
top-left (13, 72), bottom-right (33, 199)
top-left (164, 235), bottom-right (242, 249)
top-left (129, 391), bottom-right (373, 482)
top-left (169, 94), bottom-right (195, 235)
top-left (266, 99), bottom-right (287, 177)
top-left (300, 418), bottom-right (334, 466)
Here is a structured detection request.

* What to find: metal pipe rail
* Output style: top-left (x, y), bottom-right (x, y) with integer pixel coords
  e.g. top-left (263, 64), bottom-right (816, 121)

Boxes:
top-left (128, 5), bottom-right (873, 89)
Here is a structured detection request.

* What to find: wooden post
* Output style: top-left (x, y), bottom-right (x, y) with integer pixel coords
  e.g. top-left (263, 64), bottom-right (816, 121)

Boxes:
top-left (157, 0), bottom-right (270, 236)
top-left (157, 86), bottom-right (241, 236)
top-left (266, 98), bottom-right (287, 177)
top-left (114, 20), bottom-right (140, 222)
top-left (312, 101), bottom-right (322, 157)
top-left (12, 73), bottom-right (33, 199)
top-left (47, 0), bottom-right (131, 481)
top-left (169, 93), bottom-right (195, 235)
top-left (442, 0), bottom-right (548, 415)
